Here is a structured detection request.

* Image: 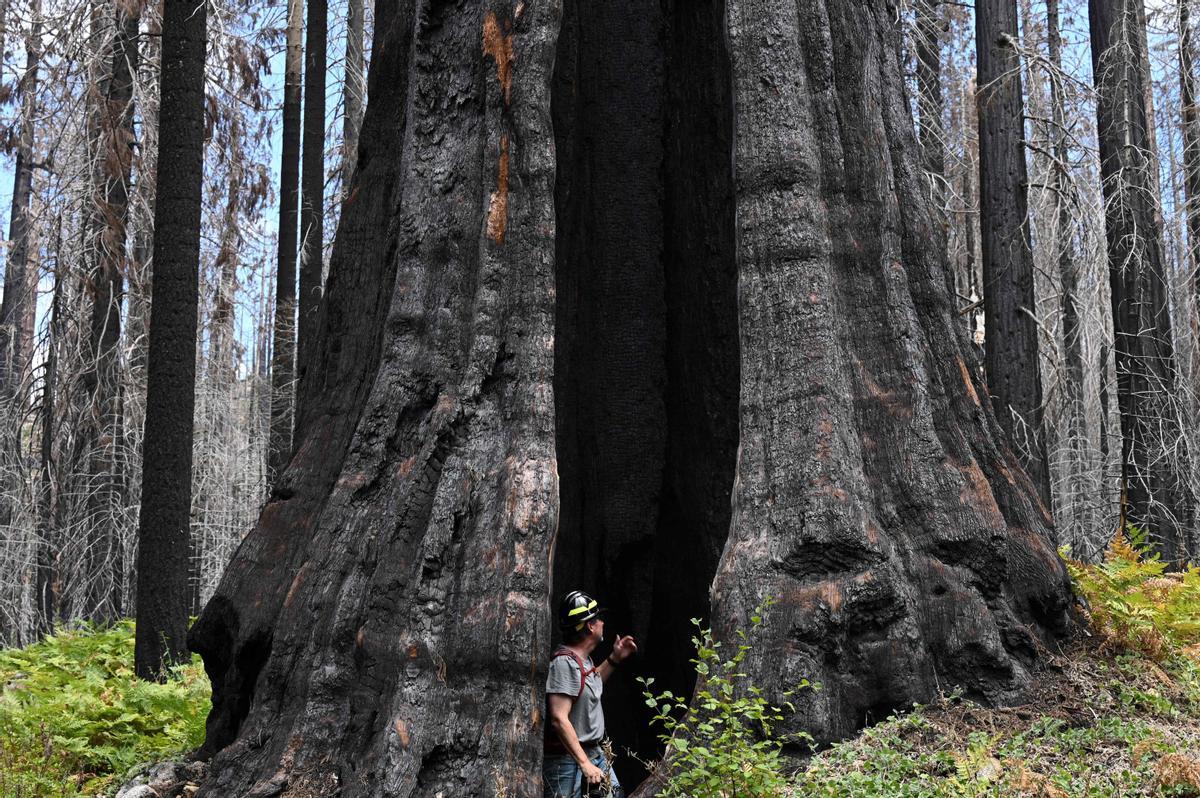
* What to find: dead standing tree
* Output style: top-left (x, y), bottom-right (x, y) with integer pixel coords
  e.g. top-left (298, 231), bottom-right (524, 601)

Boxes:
top-left (190, 0), bottom-right (1075, 795)
top-left (1090, 0), bottom-right (1196, 561)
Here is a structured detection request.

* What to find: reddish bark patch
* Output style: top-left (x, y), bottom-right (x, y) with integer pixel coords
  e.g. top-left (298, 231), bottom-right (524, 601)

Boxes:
top-left (283, 561), bottom-right (312, 608)
top-left (394, 718), bottom-right (410, 748)
top-left (483, 12), bottom-right (514, 105)
top-left (488, 135), bottom-right (510, 244)
top-left (957, 356), bottom-right (981, 406)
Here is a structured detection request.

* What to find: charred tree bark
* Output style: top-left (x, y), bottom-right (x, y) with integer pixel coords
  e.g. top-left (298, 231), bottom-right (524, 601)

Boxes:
top-left (297, 0), bottom-right (326, 405)
top-left (191, 0), bottom-right (1075, 794)
top-left (193, 1), bottom-right (560, 793)
top-left (976, 0), bottom-right (1051, 509)
top-left (0, 5), bottom-right (40, 541)
top-left (1090, 0), bottom-right (1195, 561)
top-left (81, 1), bottom-right (140, 622)
top-left (551, 0), bottom-right (738, 781)
top-left (134, 0), bottom-right (206, 681)
top-left (268, 0), bottom-right (303, 484)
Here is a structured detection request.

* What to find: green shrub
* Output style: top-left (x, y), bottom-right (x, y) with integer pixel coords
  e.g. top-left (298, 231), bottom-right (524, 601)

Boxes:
top-left (0, 620), bottom-right (210, 797)
top-left (638, 598), bottom-right (814, 797)
top-left (1064, 525), bottom-right (1200, 661)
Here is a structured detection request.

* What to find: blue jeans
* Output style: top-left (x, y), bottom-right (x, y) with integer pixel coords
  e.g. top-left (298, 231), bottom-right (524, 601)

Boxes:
top-left (543, 748), bottom-right (624, 798)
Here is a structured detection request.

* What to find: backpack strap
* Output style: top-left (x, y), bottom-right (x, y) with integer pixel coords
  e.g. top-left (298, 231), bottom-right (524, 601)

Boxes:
top-left (551, 646), bottom-right (595, 700)
top-left (544, 647), bottom-right (597, 753)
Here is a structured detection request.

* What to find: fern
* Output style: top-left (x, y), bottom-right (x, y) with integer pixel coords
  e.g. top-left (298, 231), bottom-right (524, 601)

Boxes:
top-left (1064, 525), bottom-right (1200, 662)
top-left (0, 621), bottom-right (209, 797)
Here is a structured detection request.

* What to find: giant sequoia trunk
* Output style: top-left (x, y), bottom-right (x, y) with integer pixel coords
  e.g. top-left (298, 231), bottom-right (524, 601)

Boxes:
top-left (190, 1), bottom-right (1074, 795)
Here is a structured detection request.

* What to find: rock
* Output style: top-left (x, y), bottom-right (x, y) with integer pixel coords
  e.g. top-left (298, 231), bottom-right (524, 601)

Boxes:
top-left (116, 786), bottom-right (159, 798)
top-left (115, 758), bottom-right (209, 798)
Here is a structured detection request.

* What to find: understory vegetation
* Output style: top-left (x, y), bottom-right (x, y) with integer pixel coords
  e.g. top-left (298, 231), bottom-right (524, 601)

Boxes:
top-left (0, 620), bottom-right (208, 797)
top-left (1, 529), bottom-right (1199, 797)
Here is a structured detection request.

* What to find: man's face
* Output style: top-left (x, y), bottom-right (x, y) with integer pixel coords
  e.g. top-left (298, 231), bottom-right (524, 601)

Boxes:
top-left (588, 617), bottom-right (604, 643)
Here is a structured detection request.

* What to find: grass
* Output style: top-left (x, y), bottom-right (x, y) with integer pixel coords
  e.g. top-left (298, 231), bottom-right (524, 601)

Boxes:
top-left (791, 649), bottom-right (1200, 797)
top-left (0, 620), bottom-right (209, 797)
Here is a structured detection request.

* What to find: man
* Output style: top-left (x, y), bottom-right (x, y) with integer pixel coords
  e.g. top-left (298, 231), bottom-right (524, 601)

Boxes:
top-left (544, 590), bottom-right (638, 798)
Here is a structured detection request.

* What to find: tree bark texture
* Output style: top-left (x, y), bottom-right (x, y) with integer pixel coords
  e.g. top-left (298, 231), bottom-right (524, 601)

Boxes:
top-left (191, 0), bottom-right (1075, 794)
top-left (268, 0), bottom-right (303, 484)
top-left (976, 0), bottom-right (1051, 510)
top-left (80, 1), bottom-right (140, 622)
top-left (1090, 0), bottom-right (1196, 561)
top-left (133, 0), bottom-right (206, 681)
top-left (297, 0), bottom-right (327, 404)
top-left (192, 0), bottom-right (560, 793)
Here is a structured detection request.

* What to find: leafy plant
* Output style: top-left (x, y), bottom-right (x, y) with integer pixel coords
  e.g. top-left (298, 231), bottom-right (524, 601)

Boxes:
top-left (638, 598), bottom-right (814, 797)
top-left (0, 620), bottom-right (209, 797)
top-left (1064, 525), bottom-right (1200, 661)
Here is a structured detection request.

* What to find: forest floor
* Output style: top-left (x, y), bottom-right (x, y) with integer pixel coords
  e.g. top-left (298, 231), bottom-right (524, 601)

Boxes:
top-left (792, 641), bottom-right (1200, 797)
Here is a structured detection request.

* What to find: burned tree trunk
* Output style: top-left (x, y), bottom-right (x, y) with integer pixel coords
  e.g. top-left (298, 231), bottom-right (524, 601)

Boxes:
top-left (1090, 0), bottom-right (1195, 561)
top-left (297, 0), bottom-right (326, 401)
top-left (976, 0), bottom-right (1051, 508)
top-left (80, 0), bottom-right (140, 622)
top-left (913, 0), bottom-right (946, 228)
top-left (133, 0), bottom-right (206, 680)
top-left (1048, 0), bottom-right (1091, 552)
top-left (192, 0), bottom-right (560, 793)
top-left (267, 0), bottom-right (303, 483)
top-left (191, 0), bottom-right (1075, 795)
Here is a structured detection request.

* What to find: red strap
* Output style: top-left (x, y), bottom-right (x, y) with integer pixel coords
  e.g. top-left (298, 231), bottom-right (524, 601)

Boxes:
top-left (552, 646), bottom-right (595, 700)
top-left (544, 647), bottom-right (597, 753)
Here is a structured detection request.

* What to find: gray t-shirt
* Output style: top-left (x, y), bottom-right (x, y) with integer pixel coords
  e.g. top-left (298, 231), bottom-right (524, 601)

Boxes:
top-left (546, 652), bottom-right (605, 745)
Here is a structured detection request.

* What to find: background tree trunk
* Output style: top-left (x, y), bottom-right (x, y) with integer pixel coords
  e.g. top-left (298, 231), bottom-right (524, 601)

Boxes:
top-left (80, 0), bottom-right (140, 622)
top-left (134, 0), bottom-right (207, 681)
top-left (191, 0), bottom-right (1075, 794)
top-left (1090, 0), bottom-right (1195, 561)
top-left (914, 0), bottom-right (946, 231)
top-left (1048, 0), bottom-right (1091, 554)
top-left (268, 0), bottom-right (303, 484)
top-left (1180, 0), bottom-right (1200, 444)
top-left (976, 0), bottom-right (1051, 509)
top-left (297, 0), bottom-right (326, 401)
top-left (0, 5), bottom-right (41, 402)
top-left (341, 0), bottom-right (365, 188)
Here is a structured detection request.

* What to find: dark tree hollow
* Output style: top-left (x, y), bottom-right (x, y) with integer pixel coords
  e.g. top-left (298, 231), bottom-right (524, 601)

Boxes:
top-left (551, 0), bottom-right (738, 784)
